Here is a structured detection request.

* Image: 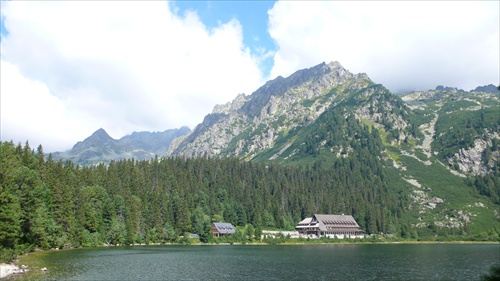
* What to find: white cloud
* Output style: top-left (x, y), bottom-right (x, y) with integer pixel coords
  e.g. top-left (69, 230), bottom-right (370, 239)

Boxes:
top-left (268, 1), bottom-right (499, 92)
top-left (0, 60), bottom-right (92, 152)
top-left (1, 1), bottom-right (265, 152)
top-left (2, 1), bottom-right (498, 153)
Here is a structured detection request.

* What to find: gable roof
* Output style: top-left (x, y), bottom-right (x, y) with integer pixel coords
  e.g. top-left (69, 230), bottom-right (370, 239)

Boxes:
top-left (312, 214), bottom-right (361, 231)
top-left (297, 217), bottom-right (313, 226)
top-left (212, 222), bottom-right (235, 234)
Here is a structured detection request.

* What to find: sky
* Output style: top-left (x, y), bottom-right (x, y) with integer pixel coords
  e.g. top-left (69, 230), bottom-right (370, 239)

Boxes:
top-left (1, 1), bottom-right (498, 153)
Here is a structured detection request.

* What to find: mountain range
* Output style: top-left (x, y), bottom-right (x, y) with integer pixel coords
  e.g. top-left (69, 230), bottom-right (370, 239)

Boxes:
top-left (169, 61), bottom-right (498, 167)
top-left (51, 61), bottom-right (499, 235)
top-left (57, 61), bottom-right (498, 171)
top-left (51, 127), bottom-right (190, 165)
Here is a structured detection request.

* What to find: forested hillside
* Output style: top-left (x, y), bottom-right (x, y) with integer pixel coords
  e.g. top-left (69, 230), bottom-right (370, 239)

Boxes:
top-left (2, 139), bottom-right (401, 256)
top-left (1, 136), bottom-right (498, 262)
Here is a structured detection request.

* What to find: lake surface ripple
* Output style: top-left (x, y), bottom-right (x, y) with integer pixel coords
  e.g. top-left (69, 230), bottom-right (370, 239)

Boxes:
top-left (35, 243), bottom-right (499, 280)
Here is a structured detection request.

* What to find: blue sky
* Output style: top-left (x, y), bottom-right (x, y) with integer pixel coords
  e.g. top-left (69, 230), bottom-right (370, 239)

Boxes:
top-left (0, 15), bottom-right (8, 39)
top-left (174, 1), bottom-right (276, 77)
top-left (1, 1), bottom-right (498, 152)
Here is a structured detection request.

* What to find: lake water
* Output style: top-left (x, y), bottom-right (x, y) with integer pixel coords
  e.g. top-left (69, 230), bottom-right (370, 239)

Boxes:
top-left (26, 243), bottom-right (499, 280)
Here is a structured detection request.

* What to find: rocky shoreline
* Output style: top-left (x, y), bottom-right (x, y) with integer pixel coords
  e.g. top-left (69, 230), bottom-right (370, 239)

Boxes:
top-left (0, 263), bottom-right (44, 279)
top-left (0, 264), bottom-right (23, 279)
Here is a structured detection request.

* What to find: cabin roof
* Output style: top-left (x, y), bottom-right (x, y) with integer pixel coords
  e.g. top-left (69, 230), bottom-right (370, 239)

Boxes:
top-left (212, 222), bottom-right (235, 234)
top-left (297, 217), bottom-right (313, 225)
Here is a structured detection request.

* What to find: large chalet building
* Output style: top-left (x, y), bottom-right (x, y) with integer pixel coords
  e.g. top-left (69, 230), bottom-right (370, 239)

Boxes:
top-left (295, 214), bottom-right (364, 239)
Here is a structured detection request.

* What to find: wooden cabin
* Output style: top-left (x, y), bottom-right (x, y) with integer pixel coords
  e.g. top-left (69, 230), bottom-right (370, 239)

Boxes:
top-left (295, 214), bottom-right (363, 239)
top-left (211, 222), bottom-right (235, 238)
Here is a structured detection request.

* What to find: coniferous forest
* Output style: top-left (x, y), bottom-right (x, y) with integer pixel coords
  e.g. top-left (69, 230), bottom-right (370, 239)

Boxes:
top-left (2, 100), bottom-right (499, 262)
top-left (1, 136), bottom-right (405, 261)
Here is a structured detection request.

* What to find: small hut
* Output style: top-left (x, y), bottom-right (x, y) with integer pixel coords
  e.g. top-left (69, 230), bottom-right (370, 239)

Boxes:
top-left (211, 222), bottom-right (235, 238)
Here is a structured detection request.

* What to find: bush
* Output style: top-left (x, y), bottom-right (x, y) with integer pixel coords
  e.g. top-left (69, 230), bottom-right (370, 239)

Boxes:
top-left (82, 230), bottom-right (103, 247)
top-left (0, 248), bottom-right (16, 263)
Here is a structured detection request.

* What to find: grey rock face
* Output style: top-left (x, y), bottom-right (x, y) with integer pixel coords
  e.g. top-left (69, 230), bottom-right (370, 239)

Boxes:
top-left (169, 61), bottom-right (374, 158)
top-left (449, 136), bottom-right (499, 176)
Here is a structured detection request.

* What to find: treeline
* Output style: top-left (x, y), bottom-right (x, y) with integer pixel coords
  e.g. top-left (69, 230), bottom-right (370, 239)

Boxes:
top-left (0, 139), bottom-right (404, 261)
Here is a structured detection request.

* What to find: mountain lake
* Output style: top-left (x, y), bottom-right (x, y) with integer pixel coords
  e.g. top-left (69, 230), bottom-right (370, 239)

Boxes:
top-left (13, 243), bottom-right (500, 280)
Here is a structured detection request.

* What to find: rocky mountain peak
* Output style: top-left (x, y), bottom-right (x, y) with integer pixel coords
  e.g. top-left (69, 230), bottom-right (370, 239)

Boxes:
top-left (212, 93), bottom-right (248, 114)
top-left (70, 128), bottom-right (116, 153)
top-left (169, 61), bottom-right (375, 158)
top-left (471, 84), bottom-right (499, 94)
top-left (239, 61), bottom-right (354, 119)
top-left (90, 128), bottom-right (113, 141)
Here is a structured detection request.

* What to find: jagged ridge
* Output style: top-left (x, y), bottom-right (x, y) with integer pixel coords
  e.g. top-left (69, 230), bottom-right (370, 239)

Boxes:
top-left (52, 127), bottom-right (190, 165)
top-left (168, 61), bottom-right (373, 158)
